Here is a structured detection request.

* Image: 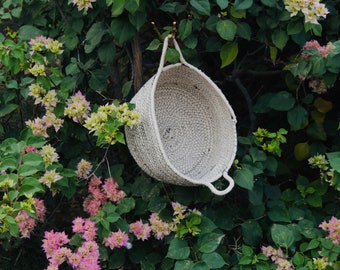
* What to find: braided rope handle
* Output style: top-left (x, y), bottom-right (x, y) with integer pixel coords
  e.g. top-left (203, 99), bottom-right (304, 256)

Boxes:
top-left (203, 171), bottom-right (235, 195)
top-left (156, 36), bottom-right (189, 77)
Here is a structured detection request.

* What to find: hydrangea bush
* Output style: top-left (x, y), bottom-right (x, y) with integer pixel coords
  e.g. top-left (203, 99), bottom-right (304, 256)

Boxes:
top-left (0, 0), bottom-right (339, 269)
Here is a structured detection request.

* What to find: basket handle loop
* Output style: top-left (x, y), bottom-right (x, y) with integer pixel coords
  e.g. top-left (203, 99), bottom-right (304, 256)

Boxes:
top-left (204, 171), bottom-right (235, 196)
top-left (156, 36), bottom-right (190, 77)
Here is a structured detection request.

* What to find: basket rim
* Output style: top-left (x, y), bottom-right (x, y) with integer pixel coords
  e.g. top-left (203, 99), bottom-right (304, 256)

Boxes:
top-left (149, 62), bottom-right (238, 185)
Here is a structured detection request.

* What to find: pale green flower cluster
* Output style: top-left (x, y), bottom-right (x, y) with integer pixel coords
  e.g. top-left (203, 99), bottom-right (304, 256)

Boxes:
top-left (39, 169), bottom-right (63, 188)
top-left (28, 83), bottom-right (46, 104)
top-left (308, 154), bottom-right (336, 189)
top-left (284, 0), bottom-right (329, 24)
top-left (72, 0), bottom-right (96, 11)
top-left (28, 63), bottom-right (46, 77)
top-left (84, 103), bottom-right (115, 134)
top-left (116, 102), bottom-right (141, 128)
top-left (84, 102), bottom-right (140, 145)
top-left (29, 36), bottom-right (63, 54)
top-left (312, 257), bottom-right (333, 269)
top-left (40, 144), bottom-right (59, 167)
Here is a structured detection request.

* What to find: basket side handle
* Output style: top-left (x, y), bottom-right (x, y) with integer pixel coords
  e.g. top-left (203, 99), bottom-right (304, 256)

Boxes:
top-left (156, 36), bottom-right (190, 77)
top-left (204, 171), bottom-right (235, 196)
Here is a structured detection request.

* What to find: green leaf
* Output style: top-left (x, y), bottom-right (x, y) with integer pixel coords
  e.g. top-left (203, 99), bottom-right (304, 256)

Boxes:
top-left (122, 80), bottom-right (133, 98)
top-left (271, 224), bottom-right (295, 248)
top-left (288, 104), bottom-right (308, 130)
top-left (268, 204), bottom-right (291, 223)
top-left (166, 48), bottom-right (180, 63)
top-left (117, 197), bottom-right (135, 214)
top-left (18, 177), bottom-right (45, 196)
top-left (306, 239), bottom-right (320, 251)
top-left (17, 25), bottom-right (43, 40)
top-left (270, 46), bottom-right (278, 64)
top-left (306, 193), bottom-right (322, 207)
top-left (233, 167), bottom-right (254, 190)
top-left (199, 217), bottom-right (218, 234)
top-left (294, 142), bottom-right (310, 161)
top-left (191, 262), bottom-right (210, 270)
top-left (242, 245), bottom-right (254, 256)
top-left (292, 253), bottom-right (305, 266)
top-left (148, 196), bottom-right (167, 212)
top-left (216, 20), bottom-right (237, 41)
top-left (85, 22), bottom-right (107, 53)
top-left (0, 104), bottom-right (18, 117)
top-left (174, 260), bottom-right (193, 270)
top-left (220, 42), bottom-right (238, 68)
top-left (287, 21), bottom-right (303, 35)
top-left (110, 17), bottom-right (137, 44)
top-left (197, 232), bottom-right (225, 253)
top-left (125, 0), bottom-right (140, 13)
top-left (268, 91), bottom-right (295, 111)
top-left (23, 153), bottom-right (44, 167)
top-left (249, 148), bottom-right (267, 163)
top-left (65, 62), bottom-right (80, 76)
top-left (98, 42), bottom-right (116, 64)
top-left (229, 5), bottom-right (246, 18)
top-left (0, 157), bottom-right (17, 171)
top-left (235, 0), bottom-right (253, 10)
top-left (237, 22), bottom-right (251, 40)
top-left (166, 238), bottom-right (190, 260)
top-left (272, 29), bottom-right (289, 50)
top-left (116, 131), bottom-right (126, 144)
top-left (260, 0), bottom-right (279, 7)
top-left (178, 19), bottom-right (192, 40)
top-left (238, 255), bottom-right (252, 265)
top-left (183, 35), bottom-right (198, 49)
top-left (128, 11), bottom-right (146, 31)
top-left (241, 220), bottom-right (263, 246)
top-left (190, 0), bottom-right (211, 16)
top-left (306, 122), bottom-right (327, 141)
top-left (326, 152), bottom-right (340, 173)
top-left (216, 0), bottom-right (229, 9)
top-left (8, 190), bottom-right (19, 201)
top-left (6, 216), bottom-right (19, 237)
top-left (111, 0), bottom-right (125, 17)
top-left (146, 39), bottom-right (161, 51)
top-left (18, 164), bottom-right (39, 177)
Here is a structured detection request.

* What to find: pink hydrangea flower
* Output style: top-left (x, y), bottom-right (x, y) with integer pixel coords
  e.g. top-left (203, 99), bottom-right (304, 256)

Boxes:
top-left (261, 246), bottom-right (293, 270)
top-left (76, 159), bottom-right (93, 179)
top-left (102, 177), bottom-right (126, 203)
top-left (64, 91), bottom-right (91, 123)
top-left (82, 219), bottom-right (97, 241)
top-left (129, 220), bottom-right (152, 241)
top-left (72, 217), bottom-right (86, 233)
top-left (171, 201), bottom-right (187, 215)
top-left (26, 117), bottom-right (49, 138)
top-left (103, 230), bottom-right (129, 250)
top-left (25, 145), bottom-right (38, 153)
top-left (319, 216), bottom-right (340, 245)
top-left (42, 230), bottom-right (70, 258)
top-left (83, 197), bottom-right (102, 217)
top-left (15, 210), bottom-right (36, 238)
top-left (83, 175), bottom-right (126, 216)
top-left (149, 213), bottom-right (171, 240)
top-left (33, 198), bottom-right (46, 222)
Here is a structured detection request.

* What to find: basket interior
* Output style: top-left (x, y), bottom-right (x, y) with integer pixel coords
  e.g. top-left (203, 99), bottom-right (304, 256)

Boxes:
top-left (154, 65), bottom-right (236, 182)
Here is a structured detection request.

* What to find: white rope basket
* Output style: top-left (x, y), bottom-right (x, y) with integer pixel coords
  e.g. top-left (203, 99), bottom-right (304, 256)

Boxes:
top-left (125, 36), bottom-right (237, 195)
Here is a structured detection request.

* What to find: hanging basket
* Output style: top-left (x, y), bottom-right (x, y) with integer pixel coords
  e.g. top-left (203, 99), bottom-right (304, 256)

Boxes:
top-left (125, 36), bottom-right (237, 195)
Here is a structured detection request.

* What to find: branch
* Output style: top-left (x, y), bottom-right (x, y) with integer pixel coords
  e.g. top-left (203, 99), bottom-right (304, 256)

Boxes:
top-left (130, 35), bottom-right (143, 93)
